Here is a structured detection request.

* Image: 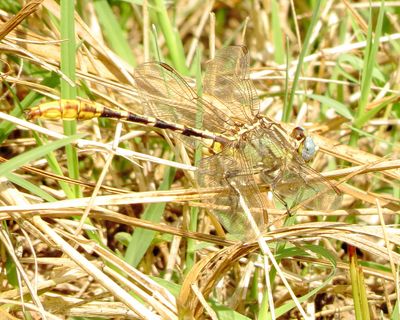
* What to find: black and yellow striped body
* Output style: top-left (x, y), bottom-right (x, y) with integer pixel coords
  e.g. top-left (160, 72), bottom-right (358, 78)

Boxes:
top-left (27, 99), bottom-right (231, 145)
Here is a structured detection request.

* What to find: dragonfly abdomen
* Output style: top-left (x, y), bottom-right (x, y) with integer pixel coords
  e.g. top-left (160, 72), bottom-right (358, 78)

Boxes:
top-left (27, 99), bottom-right (231, 144)
top-left (26, 99), bottom-right (104, 120)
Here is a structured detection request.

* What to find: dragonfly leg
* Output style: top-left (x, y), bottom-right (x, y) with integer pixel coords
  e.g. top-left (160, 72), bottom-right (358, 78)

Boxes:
top-left (223, 169), bottom-right (269, 226)
top-left (223, 170), bottom-right (241, 194)
top-left (260, 167), bottom-right (295, 216)
top-left (273, 192), bottom-right (291, 215)
top-left (261, 164), bottom-right (283, 190)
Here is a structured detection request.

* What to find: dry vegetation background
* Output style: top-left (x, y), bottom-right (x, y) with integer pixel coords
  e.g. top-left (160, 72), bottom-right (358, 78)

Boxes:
top-left (0, 0), bottom-right (399, 319)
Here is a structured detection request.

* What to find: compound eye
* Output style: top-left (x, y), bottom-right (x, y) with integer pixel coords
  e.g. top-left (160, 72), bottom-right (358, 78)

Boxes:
top-left (291, 126), bottom-right (306, 141)
top-left (301, 136), bottom-right (316, 162)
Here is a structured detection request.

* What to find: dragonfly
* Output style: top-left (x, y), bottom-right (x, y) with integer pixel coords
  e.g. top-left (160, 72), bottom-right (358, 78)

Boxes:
top-left (27, 46), bottom-right (341, 240)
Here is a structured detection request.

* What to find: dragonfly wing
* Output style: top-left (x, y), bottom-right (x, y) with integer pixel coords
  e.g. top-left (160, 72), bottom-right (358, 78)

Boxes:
top-left (203, 46), bottom-right (260, 123)
top-left (196, 143), bottom-right (268, 240)
top-left (256, 122), bottom-right (342, 211)
top-left (133, 62), bottom-right (236, 134)
top-left (275, 163), bottom-right (342, 211)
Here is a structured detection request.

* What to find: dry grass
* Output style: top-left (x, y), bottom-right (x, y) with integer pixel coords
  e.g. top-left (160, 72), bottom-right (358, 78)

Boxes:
top-left (0, 1), bottom-right (399, 319)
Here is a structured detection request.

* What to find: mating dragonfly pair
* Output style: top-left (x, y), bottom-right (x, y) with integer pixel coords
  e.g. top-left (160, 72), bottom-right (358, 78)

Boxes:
top-left (27, 46), bottom-right (341, 240)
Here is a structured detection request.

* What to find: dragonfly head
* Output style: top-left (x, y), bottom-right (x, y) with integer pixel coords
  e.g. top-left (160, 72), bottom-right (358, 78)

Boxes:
top-left (299, 136), bottom-right (316, 162)
top-left (291, 127), bottom-right (316, 162)
top-left (290, 126), bottom-right (306, 141)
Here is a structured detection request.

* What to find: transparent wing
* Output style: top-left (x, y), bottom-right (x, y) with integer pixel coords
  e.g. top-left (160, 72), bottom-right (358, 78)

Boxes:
top-left (203, 46), bottom-right (260, 123)
top-left (275, 162), bottom-right (342, 211)
top-left (257, 122), bottom-right (342, 211)
top-left (133, 62), bottom-right (236, 135)
top-left (196, 142), bottom-right (268, 240)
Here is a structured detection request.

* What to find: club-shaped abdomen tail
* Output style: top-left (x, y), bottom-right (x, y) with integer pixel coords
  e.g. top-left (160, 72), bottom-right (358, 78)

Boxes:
top-left (26, 100), bottom-right (104, 121)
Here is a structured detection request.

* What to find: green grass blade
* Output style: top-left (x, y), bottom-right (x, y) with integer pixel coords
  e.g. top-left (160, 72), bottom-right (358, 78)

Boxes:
top-left (345, 124), bottom-right (399, 148)
top-left (124, 165), bottom-right (176, 267)
top-left (4, 253), bottom-right (18, 287)
top-left (349, 245), bottom-right (368, 320)
top-left (0, 133), bottom-right (84, 177)
top-left (328, 15), bottom-right (349, 104)
top-left (185, 48), bottom-right (203, 273)
top-left (60, 2), bottom-right (103, 242)
top-left (60, 0), bottom-right (77, 99)
top-left (349, 1), bottom-right (385, 146)
top-left (391, 302), bottom-right (399, 320)
top-left (271, 0), bottom-right (285, 64)
top-left (0, 76), bottom-right (60, 143)
top-left (308, 94), bottom-right (354, 120)
top-left (60, 0), bottom-right (81, 198)
top-left (93, 0), bottom-right (136, 66)
top-left (152, 0), bottom-right (188, 74)
top-left (31, 131), bottom-right (75, 198)
top-left (267, 244), bottom-right (337, 318)
top-left (5, 172), bottom-right (57, 202)
top-left (209, 301), bottom-right (251, 320)
top-left (282, 0), bottom-right (324, 123)
top-left (357, 96), bottom-right (397, 125)
top-left (1, 79), bottom-right (75, 197)
top-left (337, 54), bottom-right (385, 84)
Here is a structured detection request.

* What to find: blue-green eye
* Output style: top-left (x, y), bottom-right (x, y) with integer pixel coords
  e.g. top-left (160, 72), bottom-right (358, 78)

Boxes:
top-left (301, 136), bottom-right (316, 162)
